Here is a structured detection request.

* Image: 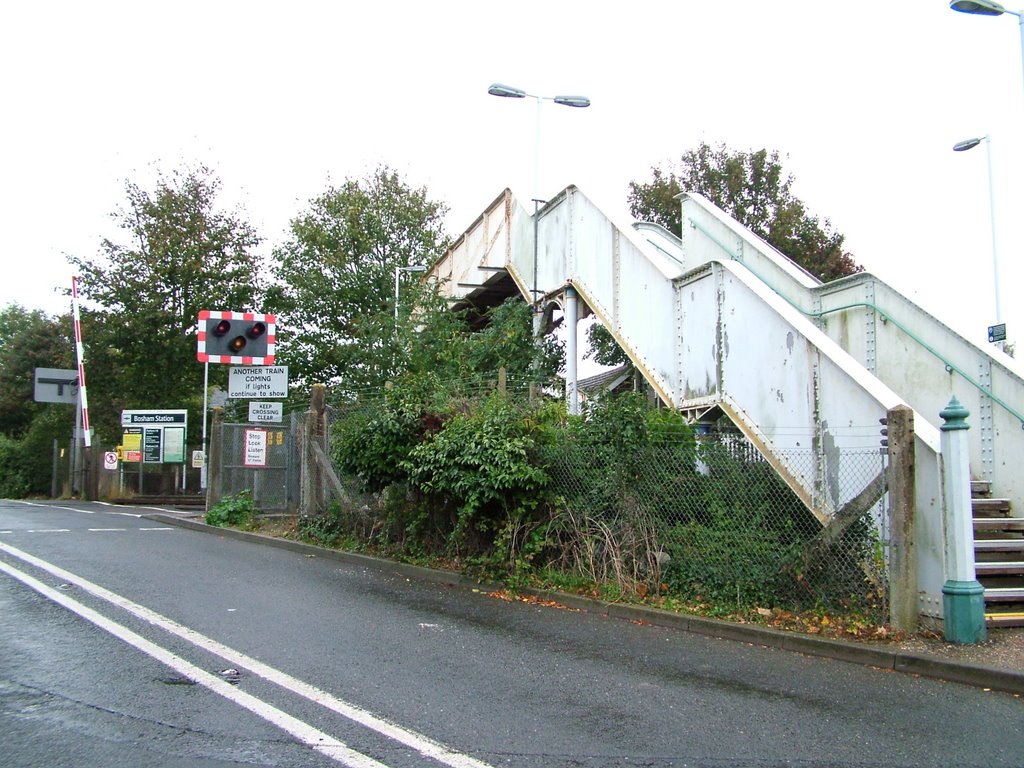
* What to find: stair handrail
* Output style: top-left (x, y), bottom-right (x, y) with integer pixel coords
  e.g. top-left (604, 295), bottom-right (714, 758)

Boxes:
top-left (687, 217), bottom-right (1024, 430)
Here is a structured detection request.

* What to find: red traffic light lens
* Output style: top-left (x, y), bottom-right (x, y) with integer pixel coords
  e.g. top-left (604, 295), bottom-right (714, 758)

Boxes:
top-left (247, 322), bottom-right (267, 339)
top-left (228, 336), bottom-right (247, 353)
top-left (213, 320), bottom-right (232, 337)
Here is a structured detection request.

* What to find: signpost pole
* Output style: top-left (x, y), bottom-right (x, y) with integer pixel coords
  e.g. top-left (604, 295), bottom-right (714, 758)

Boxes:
top-left (201, 361), bottom-right (209, 491)
top-left (51, 439), bottom-right (58, 498)
top-left (72, 388), bottom-right (82, 494)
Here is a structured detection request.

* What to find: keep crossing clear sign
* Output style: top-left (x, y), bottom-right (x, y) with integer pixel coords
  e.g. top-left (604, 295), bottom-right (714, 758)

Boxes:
top-left (248, 401), bottom-right (283, 423)
top-left (228, 366), bottom-right (288, 399)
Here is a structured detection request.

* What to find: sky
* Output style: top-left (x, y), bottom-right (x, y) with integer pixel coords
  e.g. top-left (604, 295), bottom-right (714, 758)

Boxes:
top-left (2, 1), bottom-right (1023, 350)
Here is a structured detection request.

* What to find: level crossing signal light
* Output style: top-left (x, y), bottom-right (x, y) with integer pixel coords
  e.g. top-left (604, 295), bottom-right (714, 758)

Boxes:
top-left (197, 310), bottom-right (275, 365)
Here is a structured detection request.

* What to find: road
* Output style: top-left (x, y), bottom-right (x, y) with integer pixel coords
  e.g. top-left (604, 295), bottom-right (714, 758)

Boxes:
top-left (0, 499), bottom-right (1022, 768)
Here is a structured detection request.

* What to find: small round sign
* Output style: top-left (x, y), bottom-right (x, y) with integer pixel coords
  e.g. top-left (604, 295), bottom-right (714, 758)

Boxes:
top-left (103, 451), bottom-right (118, 471)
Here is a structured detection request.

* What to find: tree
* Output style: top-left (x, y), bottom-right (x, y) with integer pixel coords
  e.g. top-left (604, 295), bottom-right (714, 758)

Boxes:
top-left (270, 166), bottom-right (450, 392)
top-left (584, 322), bottom-right (630, 369)
top-left (0, 305), bottom-right (73, 437)
top-left (66, 165), bottom-right (263, 442)
top-left (628, 142), bottom-right (861, 282)
top-left (0, 305), bottom-right (78, 496)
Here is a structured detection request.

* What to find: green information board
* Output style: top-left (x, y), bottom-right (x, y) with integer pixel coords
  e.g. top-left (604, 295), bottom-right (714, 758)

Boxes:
top-left (163, 426), bottom-right (185, 463)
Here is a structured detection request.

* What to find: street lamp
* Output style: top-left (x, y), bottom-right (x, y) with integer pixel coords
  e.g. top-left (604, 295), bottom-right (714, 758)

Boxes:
top-left (487, 83), bottom-right (591, 315)
top-left (950, 1), bottom-right (1024, 100)
top-left (394, 265), bottom-right (427, 324)
top-left (953, 135), bottom-right (1003, 345)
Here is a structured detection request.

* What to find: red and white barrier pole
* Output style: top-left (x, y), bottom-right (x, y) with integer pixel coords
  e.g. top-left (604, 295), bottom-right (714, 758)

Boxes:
top-left (71, 277), bottom-right (91, 448)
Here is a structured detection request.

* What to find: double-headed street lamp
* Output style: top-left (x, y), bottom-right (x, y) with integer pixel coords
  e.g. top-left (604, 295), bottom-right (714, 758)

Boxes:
top-left (953, 135), bottom-right (1003, 345)
top-left (487, 83), bottom-right (591, 315)
top-left (394, 264), bottom-right (427, 325)
top-left (950, 0), bottom-right (1021, 345)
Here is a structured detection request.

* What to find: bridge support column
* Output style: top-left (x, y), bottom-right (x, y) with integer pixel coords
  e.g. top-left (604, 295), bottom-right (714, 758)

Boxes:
top-left (940, 397), bottom-right (986, 644)
top-left (565, 287), bottom-right (579, 415)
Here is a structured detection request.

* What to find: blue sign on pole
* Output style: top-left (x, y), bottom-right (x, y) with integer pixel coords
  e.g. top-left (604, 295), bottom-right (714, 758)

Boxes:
top-left (988, 323), bottom-right (1007, 343)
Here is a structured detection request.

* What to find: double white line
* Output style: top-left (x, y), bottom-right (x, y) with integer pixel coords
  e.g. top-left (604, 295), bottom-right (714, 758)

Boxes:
top-left (0, 541), bottom-right (494, 768)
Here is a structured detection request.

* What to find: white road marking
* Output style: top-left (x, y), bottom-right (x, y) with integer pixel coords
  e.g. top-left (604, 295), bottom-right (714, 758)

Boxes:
top-left (17, 501), bottom-right (95, 514)
top-left (0, 541), bottom-right (495, 768)
top-left (0, 527), bottom-right (173, 534)
top-left (0, 558), bottom-right (389, 768)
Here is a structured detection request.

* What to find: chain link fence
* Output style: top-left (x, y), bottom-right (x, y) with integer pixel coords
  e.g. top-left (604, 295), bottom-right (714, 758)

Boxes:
top-left (545, 431), bottom-right (888, 614)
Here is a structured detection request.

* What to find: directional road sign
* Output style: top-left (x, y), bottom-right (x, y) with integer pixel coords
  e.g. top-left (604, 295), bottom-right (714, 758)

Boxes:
top-left (34, 368), bottom-right (79, 404)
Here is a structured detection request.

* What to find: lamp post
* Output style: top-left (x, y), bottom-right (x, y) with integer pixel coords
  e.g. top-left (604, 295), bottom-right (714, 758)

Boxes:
top-left (394, 264), bottom-right (427, 325)
top-left (953, 135), bottom-right (1003, 345)
top-left (950, 1), bottom-right (1024, 97)
top-left (487, 83), bottom-right (590, 315)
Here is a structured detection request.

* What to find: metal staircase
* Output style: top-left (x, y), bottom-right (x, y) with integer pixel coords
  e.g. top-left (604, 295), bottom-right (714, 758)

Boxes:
top-left (973, 479), bottom-right (1024, 627)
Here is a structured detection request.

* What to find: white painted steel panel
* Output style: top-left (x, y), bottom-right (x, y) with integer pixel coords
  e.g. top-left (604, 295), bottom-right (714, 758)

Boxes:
top-left (675, 269), bottom-right (719, 402)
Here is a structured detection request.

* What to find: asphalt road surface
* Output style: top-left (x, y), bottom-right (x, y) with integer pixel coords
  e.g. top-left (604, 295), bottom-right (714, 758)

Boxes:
top-left (1, 498), bottom-right (1022, 768)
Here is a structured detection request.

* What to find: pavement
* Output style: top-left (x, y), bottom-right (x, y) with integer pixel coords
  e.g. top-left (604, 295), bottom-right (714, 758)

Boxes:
top-left (146, 512), bottom-right (1024, 697)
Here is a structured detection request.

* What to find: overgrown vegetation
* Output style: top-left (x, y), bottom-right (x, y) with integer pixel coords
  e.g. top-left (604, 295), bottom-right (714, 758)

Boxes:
top-left (307, 373), bottom-right (885, 623)
top-left (206, 490), bottom-right (258, 528)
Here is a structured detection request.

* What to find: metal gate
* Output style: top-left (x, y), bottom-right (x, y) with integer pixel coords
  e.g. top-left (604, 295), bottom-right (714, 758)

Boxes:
top-left (216, 416), bottom-right (299, 512)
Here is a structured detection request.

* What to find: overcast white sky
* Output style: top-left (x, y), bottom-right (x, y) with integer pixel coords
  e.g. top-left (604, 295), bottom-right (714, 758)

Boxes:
top-left (2, 1), bottom-right (1022, 349)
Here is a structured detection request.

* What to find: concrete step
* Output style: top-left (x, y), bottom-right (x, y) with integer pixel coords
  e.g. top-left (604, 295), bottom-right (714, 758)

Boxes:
top-left (108, 495), bottom-right (206, 508)
top-left (976, 561), bottom-right (1024, 576)
top-left (972, 479), bottom-right (992, 497)
top-left (972, 497), bottom-right (1013, 516)
top-left (983, 587), bottom-right (1024, 602)
top-left (973, 517), bottom-right (1024, 531)
top-left (975, 540), bottom-right (1024, 553)
top-left (985, 611), bottom-right (1024, 628)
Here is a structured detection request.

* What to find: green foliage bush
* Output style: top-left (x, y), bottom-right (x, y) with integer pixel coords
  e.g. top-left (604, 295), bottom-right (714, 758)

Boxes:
top-left (205, 490), bottom-right (258, 528)
top-left (0, 409), bottom-right (72, 498)
top-left (333, 384), bottom-right (435, 493)
top-left (0, 434), bottom-right (33, 498)
top-left (404, 392), bottom-right (552, 553)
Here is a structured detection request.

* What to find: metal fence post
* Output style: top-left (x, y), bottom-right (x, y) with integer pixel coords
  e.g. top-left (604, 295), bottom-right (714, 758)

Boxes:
top-left (300, 385), bottom-right (327, 517)
top-left (886, 405), bottom-right (917, 632)
top-left (206, 407), bottom-right (224, 513)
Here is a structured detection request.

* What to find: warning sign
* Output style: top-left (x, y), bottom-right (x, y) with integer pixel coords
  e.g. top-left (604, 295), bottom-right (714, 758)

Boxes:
top-left (248, 401), bottom-right (283, 423)
top-left (122, 428), bottom-right (142, 463)
top-left (244, 429), bottom-right (268, 467)
top-left (229, 366), bottom-right (288, 399)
